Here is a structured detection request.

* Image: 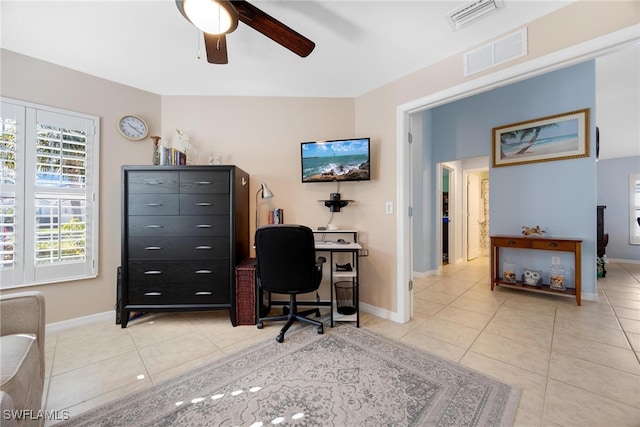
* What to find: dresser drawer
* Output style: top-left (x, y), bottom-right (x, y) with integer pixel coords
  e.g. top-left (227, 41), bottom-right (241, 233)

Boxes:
top-left (127, 282), bottom-right (230, 305)
top-left (492, 237), bottom-right (532, 248)
top-left (531, 240), bottom-right (577, 251)
top-left (180, 171), bottom-right (229, 193)
top-left (128, 236), bottom-right (230, 260)
top-left (127, 260), bottom-right (230, 283)
top-left (128, 215), bottom-right (231, 237)
top-left (180, 194), bottom-right (230, 215)
top-left (128, 194), bottom-right (179, 216)
top-left (127, 171), bottom-right (179, 193)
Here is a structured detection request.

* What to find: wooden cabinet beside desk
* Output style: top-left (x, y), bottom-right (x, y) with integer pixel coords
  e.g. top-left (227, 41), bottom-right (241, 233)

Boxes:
top-left (490, 235), bottom-right (582, 306)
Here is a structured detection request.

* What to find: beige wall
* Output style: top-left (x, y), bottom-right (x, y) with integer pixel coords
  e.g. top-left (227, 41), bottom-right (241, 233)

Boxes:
top-left (0, 49), bottom-right (161, 323)
top-left (1, 0), bottom-right (637, 323)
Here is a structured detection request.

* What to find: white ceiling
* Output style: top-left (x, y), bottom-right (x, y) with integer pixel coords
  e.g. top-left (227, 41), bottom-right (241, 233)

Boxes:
top-left (1, 1), bottom-right (638, 159)
top-left (1, 0), bottom-right (576, 97)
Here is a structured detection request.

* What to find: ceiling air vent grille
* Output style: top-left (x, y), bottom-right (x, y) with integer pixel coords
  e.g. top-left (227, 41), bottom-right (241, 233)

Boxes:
top-left (446, 0), bottom-right (503, 31)
top-left (464, 27), bottom-right (528, 76)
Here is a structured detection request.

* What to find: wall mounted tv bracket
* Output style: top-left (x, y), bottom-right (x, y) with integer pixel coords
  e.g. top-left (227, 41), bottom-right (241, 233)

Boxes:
top-left (320, 193), bottom-right (354, 212)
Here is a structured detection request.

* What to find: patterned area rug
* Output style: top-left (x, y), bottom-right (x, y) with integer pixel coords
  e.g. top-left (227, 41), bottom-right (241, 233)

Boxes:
top-left (58, 324), bottom-right (520, 426)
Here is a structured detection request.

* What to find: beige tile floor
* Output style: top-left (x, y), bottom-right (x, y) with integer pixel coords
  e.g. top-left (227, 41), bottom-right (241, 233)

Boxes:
top-left (44, 258), bottom-right (640, 426)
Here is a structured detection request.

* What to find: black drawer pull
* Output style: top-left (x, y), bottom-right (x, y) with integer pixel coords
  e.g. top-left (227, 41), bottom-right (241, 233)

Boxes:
top-left (195, 270), bottom-right (212, 274)
top-left (144, 270), bottom-right (162, 275)
top-left (195, 291), bottom-right (212, 296)
top-left (195, 246), bottom-right (212, 250)
top-left (549, 243), bottom-right (558, 247)
top-left (144, 292), bottom-right (162, 296)
top-left (144, 246), bottom-right (162, 250)
top-left (196, 181), bottom-right (212, 185)
top-left (508, 240), bottom-right (516, 244)
top-left (145, 225), bottom-right (164, 229)
top-left (196, 203), bottom-right (212, 206)
top-left (196, 224), bottom-right (212, 228)
top-left (145, 203), bottom-right (162, 207)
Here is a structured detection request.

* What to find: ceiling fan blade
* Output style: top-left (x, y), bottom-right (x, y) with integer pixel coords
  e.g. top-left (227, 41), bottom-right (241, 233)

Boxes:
top-left (231, 0), bottom-right (315, 57)
top-left (204, 33), bottom-right (229, 64)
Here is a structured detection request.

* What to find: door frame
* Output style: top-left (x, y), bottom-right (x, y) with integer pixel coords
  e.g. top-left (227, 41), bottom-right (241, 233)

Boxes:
top-left (394, 26), bottom-right (639, 324)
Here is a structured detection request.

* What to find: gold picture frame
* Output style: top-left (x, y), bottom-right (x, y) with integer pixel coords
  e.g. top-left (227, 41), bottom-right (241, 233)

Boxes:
top-left (492, 108), bottom-right (590, 168)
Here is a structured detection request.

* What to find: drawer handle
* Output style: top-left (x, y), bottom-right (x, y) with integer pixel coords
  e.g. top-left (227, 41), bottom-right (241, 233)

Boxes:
top-left (195, 246), bottom-right (212, 250)
top-left (146, 181), bottom-right (162, 185)
top-left (196, 203), bottom-right (212, 206)
top-left (549, 243), bottom-right (558, 247)
top-left (195, 291), bottom-right (212, 296)
top-left (196, 181), bottom-right (212, 185)
top-left (507, 240), bottom-right (516, 244)
top-left (195, 270), bottom-right (212, 274)
top-left (145, 225), bottom-right (164, 229)
top-left (144, 270), bottom-right (162, 275)
top-left (144, 246), bottom-right (162, 250)
top-left (144, 292), bottom-right (162, 296)
top-left (145, 203), bottom-right (162, 207)
top-left (196, 224), bottom-right (212, 228)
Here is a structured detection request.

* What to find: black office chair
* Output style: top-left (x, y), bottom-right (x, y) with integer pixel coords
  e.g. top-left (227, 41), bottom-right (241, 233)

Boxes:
top-left (255, 224), bottom-right (326, 343)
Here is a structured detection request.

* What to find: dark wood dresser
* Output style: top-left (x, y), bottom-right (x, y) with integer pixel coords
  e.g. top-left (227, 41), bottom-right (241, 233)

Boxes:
top-left (118, 165), bottom-right (249, 327)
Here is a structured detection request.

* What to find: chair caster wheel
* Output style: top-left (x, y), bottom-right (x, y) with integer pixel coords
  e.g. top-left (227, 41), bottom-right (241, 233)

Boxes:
top-left (276, 334), bottom-right (284, 343)
top-left (317, 325), bottom-right (324, 334)
top-left (314, 309), bottom-right (321, 318)
top-left (257, 322), bottom-right (263, 329)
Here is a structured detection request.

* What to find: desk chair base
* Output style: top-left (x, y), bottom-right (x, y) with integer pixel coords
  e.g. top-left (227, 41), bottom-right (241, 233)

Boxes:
top-left (257, 294), bottom-right (324, 343)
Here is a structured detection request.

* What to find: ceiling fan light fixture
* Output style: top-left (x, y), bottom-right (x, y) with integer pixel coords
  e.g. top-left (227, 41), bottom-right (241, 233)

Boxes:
top-left (182, 0), bottom-right (238, 35)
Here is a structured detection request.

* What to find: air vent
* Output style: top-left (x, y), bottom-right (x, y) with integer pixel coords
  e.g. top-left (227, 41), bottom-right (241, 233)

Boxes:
top-left (464, 28), bottom-right (528, 76)
top-left (445, 0), bottom-right (503, 31)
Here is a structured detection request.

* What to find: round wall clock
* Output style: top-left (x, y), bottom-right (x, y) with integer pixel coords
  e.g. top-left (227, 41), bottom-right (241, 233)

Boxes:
top-left (117, 115), bottom-right (149, 141)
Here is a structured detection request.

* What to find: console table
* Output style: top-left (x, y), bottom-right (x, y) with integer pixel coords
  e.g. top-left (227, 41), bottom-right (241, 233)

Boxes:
top-left (490, 235), bottom-right (582, 306)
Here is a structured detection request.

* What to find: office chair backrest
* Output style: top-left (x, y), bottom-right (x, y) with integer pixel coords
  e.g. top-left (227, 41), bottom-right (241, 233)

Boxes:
top-left (255, 225), bottom-right (320, 295)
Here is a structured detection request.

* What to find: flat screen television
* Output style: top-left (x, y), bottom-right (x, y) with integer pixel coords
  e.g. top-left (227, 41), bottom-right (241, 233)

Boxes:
top-left (301, 137), bottom-right (370, 183)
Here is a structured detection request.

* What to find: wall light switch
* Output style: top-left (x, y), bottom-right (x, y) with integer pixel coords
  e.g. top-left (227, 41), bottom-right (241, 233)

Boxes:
top-left (385, 201), bottom-right (393, 214)
top-left (552, 256), bottom-right (560, 265)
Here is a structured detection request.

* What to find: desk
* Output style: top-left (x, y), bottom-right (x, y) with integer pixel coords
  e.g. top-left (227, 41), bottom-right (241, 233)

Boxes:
top-left (315, 233), bottom-right (362, 327)
top-left (246, 231), bottom-right (362, 328)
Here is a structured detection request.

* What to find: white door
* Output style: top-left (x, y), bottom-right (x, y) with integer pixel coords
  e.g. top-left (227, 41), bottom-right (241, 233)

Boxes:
top-left (467, 174), bottom-right (481, 260)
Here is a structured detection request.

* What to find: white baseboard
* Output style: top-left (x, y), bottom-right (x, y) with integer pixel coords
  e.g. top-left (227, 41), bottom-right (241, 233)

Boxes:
top-left (46, 310), bottom-right (115, 335)
top-left (412, 269), bottom-right (439, 278)
top-left (609, 258), bottom-right (640, 265)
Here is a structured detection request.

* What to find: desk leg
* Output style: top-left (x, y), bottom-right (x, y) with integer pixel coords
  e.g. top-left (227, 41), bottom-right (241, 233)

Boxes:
top-left (575, 242), bottom-right (582, 306)
top-left (329, 251), bottom-right (334, 328)
top-left (490, 239), bottom-right (497, 291)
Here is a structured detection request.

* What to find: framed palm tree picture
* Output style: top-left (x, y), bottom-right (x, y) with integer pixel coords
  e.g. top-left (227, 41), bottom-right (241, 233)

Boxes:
top-left (492, 108), bottom-right (590, 167)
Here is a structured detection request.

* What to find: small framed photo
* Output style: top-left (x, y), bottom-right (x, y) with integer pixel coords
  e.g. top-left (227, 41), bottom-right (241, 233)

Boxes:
top-left (492, 108), bottom-right (590, 168)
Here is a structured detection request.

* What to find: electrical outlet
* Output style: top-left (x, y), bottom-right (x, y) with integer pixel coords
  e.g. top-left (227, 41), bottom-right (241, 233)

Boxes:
top-left (552, 256), bottom-right (560, 265)
top-left (385, 201), bottom-right (393, 214)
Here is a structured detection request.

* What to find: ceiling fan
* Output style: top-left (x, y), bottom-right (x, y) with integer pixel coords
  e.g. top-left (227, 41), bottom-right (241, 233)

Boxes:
top-left (175, 0), bottom-right (315, 64)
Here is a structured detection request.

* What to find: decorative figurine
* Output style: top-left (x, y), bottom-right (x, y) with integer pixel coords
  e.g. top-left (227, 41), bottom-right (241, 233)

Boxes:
top-left (150, 136), bottom-right (161, 165)
top-left (522, 225), bottom-right (545, 237)
top-left (522, 268), bottom-right (543, 287)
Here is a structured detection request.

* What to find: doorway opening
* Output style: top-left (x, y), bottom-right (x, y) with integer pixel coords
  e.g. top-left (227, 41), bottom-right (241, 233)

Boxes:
top-left (441, 165), bottom-right (453, 265)
top-left (464, 168), bottom-right (489, 261)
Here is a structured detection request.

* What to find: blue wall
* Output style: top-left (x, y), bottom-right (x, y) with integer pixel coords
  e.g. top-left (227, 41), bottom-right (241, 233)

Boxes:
top-left (420, 61), bottom-right (598, 297)
top-left (597, 156), bottom-right (640, 261)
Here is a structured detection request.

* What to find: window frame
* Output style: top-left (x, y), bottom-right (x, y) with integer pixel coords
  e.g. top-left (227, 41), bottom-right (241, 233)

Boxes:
top-left (0, 97), bottom-right (99, 289)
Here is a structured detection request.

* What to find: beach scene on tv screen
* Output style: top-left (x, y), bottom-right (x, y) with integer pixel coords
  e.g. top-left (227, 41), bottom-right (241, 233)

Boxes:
top-left (302, 138), bottom-right (370, 182)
